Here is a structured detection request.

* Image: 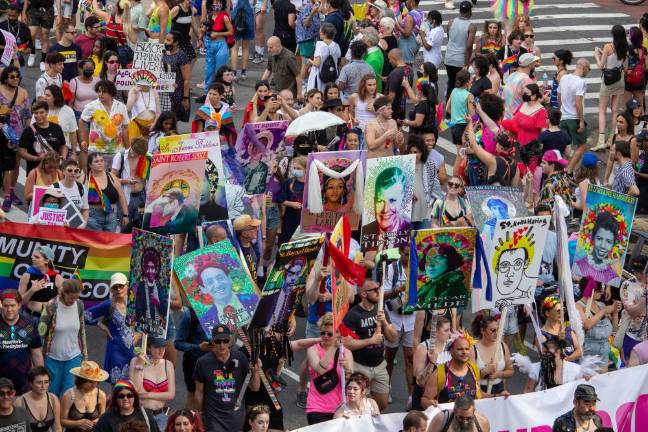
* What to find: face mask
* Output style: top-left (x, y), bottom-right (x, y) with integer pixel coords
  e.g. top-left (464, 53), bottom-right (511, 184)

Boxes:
top-left (212, 2), bottom-right (222, 11)
top-left (291, 169), bottom-right (304, 178)
top-left (522, 93), bottom-right (532, 102)
top-left (44, 203), bottom-right (59, 209)
top-left (164, 43), bottom-right (174, 51)
top-left (468, 66), bottom-right (475, 75)
top-left (82, 69), bottom-right (94, 77)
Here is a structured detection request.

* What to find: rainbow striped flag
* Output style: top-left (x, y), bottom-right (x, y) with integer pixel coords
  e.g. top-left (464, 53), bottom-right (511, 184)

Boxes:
top-left (500, 53), bottom-right (518, 74)
top-left (88, 175), bottom-right (112, 214)
top-left (135, 153), bottom-right (152, 180)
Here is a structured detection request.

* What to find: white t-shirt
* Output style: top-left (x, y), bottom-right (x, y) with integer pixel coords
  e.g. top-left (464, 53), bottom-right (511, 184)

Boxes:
top-left (35, 73), bottom-right (62, 99)
top-left (423, 26), bottom-right (444, 67)
top-left (32, 105), bottom-right (78, 149)
top-left (48, 298), bottom-right (82, 361)
top-left (557, 73), bottom-right (587, 120)
top-left (529, 360), bottom-right (583, 391)
top-left (55, 181), bottom-right (89, 211)
top-left (111, 149), bottom-right (134, 201)
top-left (80, 99), bottom-right (130, 154)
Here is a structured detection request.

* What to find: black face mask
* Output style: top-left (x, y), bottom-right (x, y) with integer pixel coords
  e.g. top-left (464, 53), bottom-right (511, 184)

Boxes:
top-left (522, 93), bottom-right (532, 102)
top-left (164, 44), bottom-right (174, 51)
top-left (82, 69), bottom-right (94, 78)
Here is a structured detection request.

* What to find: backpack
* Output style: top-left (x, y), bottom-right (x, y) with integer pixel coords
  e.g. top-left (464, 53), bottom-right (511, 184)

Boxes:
top-left (53, 181), bottom-right (84, 199)
top-left (626, 49), bottom-right (646, 87)
top-left (319, 44), bottom-right (338, 83)
top-left (233, 7), bottom-right (249, 37)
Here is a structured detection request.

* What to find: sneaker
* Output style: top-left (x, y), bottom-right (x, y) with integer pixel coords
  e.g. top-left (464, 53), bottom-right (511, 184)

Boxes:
top-left (296, 391), bottom-right (307, 409)
top-left (248, 52), bottom-right (254, 60)
top-left (27, 53), bottom-right (36, 67)
top-left (445, 0), bottom-right (454, 8)
top-left (1, 196), bottom-right (11, 212)
top-left (35, 39), bottom-right (42, 50)
top-left (39, 62), bottom-right (46, 72)
top-left (194, 95), bottom-right (206, 103)
top-left (252, 53), bottom-right (264, 64)
top-left (240, 72), bottom-right (247, 81)
top-left (9, 191), bottom-right (22, 206)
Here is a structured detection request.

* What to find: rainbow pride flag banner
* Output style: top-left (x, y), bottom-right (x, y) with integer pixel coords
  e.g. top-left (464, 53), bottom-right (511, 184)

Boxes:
top-left (0, 221), bottom-right (131, 305)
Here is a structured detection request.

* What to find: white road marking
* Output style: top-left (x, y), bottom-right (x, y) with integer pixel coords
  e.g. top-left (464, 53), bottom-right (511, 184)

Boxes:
top-left (282, 367), bottom-right (301, 382)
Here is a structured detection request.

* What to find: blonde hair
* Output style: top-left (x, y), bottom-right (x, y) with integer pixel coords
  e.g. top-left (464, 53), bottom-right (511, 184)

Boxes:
top-left (317, 312), bottom-right (334, 329)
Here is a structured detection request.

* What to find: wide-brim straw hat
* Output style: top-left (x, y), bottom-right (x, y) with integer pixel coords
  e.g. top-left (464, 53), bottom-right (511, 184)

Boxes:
top-left (70, 361), bottom-right (109, 382)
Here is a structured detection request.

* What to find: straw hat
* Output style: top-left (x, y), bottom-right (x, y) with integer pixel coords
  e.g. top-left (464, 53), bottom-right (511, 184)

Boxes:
top-left (70, 361), bottom-right (109, 382)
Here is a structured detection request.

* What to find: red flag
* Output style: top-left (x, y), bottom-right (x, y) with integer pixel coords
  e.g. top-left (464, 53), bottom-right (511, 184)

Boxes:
top-left (329, 239), bottom-right (365, 332)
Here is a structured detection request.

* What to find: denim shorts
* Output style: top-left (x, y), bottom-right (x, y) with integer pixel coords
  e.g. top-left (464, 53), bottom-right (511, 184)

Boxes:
top-left (87, 207), bottom-right (118, 232)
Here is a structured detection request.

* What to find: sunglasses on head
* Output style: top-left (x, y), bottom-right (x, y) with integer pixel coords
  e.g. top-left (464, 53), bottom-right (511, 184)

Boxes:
top-left (320, 331), bottom-right (334, 337)
top-left (116, 392), bottom-right (134, 399)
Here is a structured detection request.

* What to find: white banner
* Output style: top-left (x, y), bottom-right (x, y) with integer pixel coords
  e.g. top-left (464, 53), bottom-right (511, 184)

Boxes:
top-left (293, 365), bottom-right (648, 432)
top-left (115, 69), bottom-right (176, 93)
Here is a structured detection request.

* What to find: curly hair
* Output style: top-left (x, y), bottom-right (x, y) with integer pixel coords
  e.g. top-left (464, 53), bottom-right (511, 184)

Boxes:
top-left (420, 243), bottom-right (464, 273)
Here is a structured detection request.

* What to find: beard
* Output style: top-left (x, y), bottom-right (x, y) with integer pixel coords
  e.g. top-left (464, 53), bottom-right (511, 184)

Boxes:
top-left (579, 411), bottom-right (594, 421)
top-left (456, 421), bottom-right (473, 432)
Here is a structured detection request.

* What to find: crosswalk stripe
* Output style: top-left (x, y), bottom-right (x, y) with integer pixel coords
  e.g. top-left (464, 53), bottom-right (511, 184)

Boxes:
top-left (418, 2), bottom-right (601, 12)
top-left (469, 14), bottom-right (629, 25)
top-left (440, 38), bottom-right (619, 51)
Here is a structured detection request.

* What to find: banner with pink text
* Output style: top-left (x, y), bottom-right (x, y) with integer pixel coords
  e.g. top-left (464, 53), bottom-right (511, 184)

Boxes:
top-left (292, 365), bottom-right (648, 432)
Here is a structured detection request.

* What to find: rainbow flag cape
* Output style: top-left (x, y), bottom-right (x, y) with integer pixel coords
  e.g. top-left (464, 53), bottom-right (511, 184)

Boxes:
top-left (135, 153), bottom-right (152, 180)
top-left (88, 175), bottom-right (112, 214)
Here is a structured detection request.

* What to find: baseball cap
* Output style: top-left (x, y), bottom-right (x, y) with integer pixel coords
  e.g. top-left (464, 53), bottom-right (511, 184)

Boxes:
top-left (627, 98), bottom-right (640, 110)
top-left (0, 377), bottom-right (14, 390)
top-left (574, 384), bottom-right (599, 401)
top-left (581, 152), bottom-right (598, 168)
top-left (43, 188), bottom-right (64, 199)
top-left (543, 149), bottom-right (568, 166)
top-left (233, 214), bottom-right (262, 232)
top-left (211, 324), bottom-right (232, 340)
top-left (110, 272), bottom-right (128, 288)
top-left (459, 0), bottom-right (472, 12)
top-left (519, 53), bottom-right (540, 67)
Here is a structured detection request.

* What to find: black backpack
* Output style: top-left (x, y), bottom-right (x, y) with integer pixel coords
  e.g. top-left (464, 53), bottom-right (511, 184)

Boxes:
top-left (233, 8), bottom-right (249, 37)
top-left (319, 45), bottom-right (338, 83)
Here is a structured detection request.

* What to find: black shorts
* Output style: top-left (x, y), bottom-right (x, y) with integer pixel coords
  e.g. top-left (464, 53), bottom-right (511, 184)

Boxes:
top-left (27, 6), bottom-right (55, 29)
top-left (451, 123), bottom-right (468, 145)
top-left (182, 353), bottom-right (199, 393)
top-left (0, 142), bottom-right (16, 171)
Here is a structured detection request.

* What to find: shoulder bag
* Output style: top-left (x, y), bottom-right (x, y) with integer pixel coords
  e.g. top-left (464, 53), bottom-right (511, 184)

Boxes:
top-left (312, 347), bottom-right (340, 394)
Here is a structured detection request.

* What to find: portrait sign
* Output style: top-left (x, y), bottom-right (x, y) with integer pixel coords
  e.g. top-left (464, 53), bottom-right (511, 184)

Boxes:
top-left (572, 185), bottom-right (637, 287)
top-left (234, 121), bottom-right (289, 194)
top-left (249, 235), bottom-right (325, 330)
top-left (30, 185), bottom-right (85, 228)
top-left (126, 229), bottom-right (173, 338)
top-left (159, 131), bottom-right (228, 223)
top-left (465, 186), bottom-right (529, 241)
top-left (360, 155), bottom-right (416, 251)
top-left (404, 228), bottom-right (476, 312)
top-left (301, 150), bottom-right (366, 233)
top-left (489, 216), bottom-right (550, 308)
top-left (174, 240), bottom-right (259, 335)
top-left (143, 151), bottom-right (208, 235)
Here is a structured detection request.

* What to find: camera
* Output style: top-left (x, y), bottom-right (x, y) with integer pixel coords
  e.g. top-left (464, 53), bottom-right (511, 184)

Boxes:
top-left (385, 296), bottom-right (403, 313)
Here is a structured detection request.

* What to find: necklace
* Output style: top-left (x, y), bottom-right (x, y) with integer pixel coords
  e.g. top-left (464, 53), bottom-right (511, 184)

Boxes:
top-left (7, 21), bottom-right (18, 37)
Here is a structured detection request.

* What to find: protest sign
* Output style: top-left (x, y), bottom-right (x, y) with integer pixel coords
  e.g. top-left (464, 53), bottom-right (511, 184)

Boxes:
top-left (174, 240), bottom-right (259, 334)
top-left (490, 216), bottom-right (550, 307)
top-left (404, 227), bottom-right (476, 312)
top-left (143, 151), bottom-right (208, 235)
top-left (0, 221), bottom-right (130, 305)
top-left (115, 69), bottom-right (176, 92)
top-left (0, 29), bottom-right (16, 66)
top-left (126, 229), bottom-right (173, 338)
top-left (572, 184), bottom-right (637, 287)
top-left (465, 185), bottom-right (529, 241)
top-left (250, 236), bottom-right (324, 329)
top-left (234, 121), bottom-right (289, 194)
top-left (301, 150), bottom-right (366, 233)
top-left (292, 365), bottom-right (648, 432)
top-left (361, 155), bottom-right (416, 251)
top-left (30, 185), bottom-right (85, 228)
top-left (36, 208), bottom-right (67, 226)
top-left (131, 41), bottom-right (164, 70)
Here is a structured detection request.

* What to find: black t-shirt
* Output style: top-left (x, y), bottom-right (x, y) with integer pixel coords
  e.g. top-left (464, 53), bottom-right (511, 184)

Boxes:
top-left (273, 0), bottom-right (296, 38)
top-left (409, 100), bottom-right (436, 135)
top-left (19, 123), bottom-right (66, 172)
top-left (381, 35), bottom-right (398, 78)
top-left (470, 76), bottom-right (492, 97)
top-left (48, 42), bottom-right (82, 82)
top-left (385, 65), bottom-right (413, 120)
top-left (342, 303), bottom-right (387, 367)
top-left (194, 349), bottom-right (250, 432)
top-left (538, 129), bottom-right (570, 155)
top-left (95, 408), bottom-right (160, 432)
top-left (29, 0), bottom-right (54, 8)
top-left (0, 407), bottom-right (32, 432)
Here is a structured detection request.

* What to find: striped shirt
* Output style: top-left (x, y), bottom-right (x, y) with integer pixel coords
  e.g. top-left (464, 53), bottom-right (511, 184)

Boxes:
top-left (612, 161), bottom-right (636, 194)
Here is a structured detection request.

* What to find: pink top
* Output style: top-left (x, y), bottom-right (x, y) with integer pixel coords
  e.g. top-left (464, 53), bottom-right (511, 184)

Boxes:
top-left (71, 77), bottom-right (100, 112)
top-left (503, 106), bottom-right (548, 146)
top-left (306, 344), bottom-right (343, 414)
top-left (482, 124), bottom-right (500, 154)
top-left (633, 340), bottom-right (648, 365)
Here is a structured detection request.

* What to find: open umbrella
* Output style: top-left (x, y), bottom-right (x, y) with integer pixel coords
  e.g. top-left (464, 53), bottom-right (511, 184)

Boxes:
top-left (284, 111), bottom-right (345, 137)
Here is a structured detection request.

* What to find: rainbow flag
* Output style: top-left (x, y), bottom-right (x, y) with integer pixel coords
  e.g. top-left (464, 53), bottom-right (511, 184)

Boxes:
top-left (0, 221), bottom-right (131, 306)
top-left (609, 336), bottom-right (624, 369)
top-left (135, 153), bottom-right (152, 180)
top-left (88, 175), bottom-right (112, 214)
top-left (500, 53), bottom-right (518, 74)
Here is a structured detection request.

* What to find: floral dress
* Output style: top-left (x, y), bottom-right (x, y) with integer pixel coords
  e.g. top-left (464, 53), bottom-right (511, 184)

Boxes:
top-left (85, 300), bottom-right (136, 384)
top-left (0, 90), bottom-right (30, 142)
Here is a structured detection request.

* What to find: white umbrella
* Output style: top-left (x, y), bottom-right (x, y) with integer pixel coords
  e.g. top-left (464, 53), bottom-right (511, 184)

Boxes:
top-left (284, 111), bottom-right (345, 137)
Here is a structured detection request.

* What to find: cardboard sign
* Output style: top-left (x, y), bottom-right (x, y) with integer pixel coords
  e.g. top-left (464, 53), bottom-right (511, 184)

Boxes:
top-left (36, 208), bottom-right (67, 226)
top-left (115, 69), bottom-right (176, 92)
top-left (132, 41), bottom-right (164, 71)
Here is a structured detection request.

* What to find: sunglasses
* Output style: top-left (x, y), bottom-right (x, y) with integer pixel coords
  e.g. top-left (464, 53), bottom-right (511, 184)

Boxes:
top-left (365, 287), bottom-right (380, 293)
top-left (116, 393), bottom-right (134, 399)
top-left (111, 284), bottom-right (126, 290)
top-left (65, 30), bottom-right (76, 34)
top-left (66, 168), bottom-right (81, 174)
top-left (524, 34), bottom-right (534, 39)
top-left (0, 390), bottom-right (14, 398)
top-left (212, 339), bottom-right (229, 345)
top-left (448, 182), bottom-right (462, 188)
top-left (106, 60), bottom-right (118, 64)
top-left (8, 74), bottom-right (20, 79)
top-left (320, 331), bottom-right (334, 337)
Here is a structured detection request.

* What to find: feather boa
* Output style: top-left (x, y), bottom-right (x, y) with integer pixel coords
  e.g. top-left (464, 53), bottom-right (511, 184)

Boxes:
top-left (307, 158), bottom-right (364, 215)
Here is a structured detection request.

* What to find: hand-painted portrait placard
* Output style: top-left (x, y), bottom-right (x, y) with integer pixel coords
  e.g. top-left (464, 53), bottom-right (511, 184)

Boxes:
top-left (572, 185), bottom-right (637, 287)
top-left (249, 236), bottom-right (324, 330)
top-left (465, 186), bottom-right (529, 241)
top-left (490, 216), bottom-right (550, 307)
top-left (361, 155), bottom-right (416, 251)
top-left (174, 240), bottom-right (259, 334)
top-left (143, 151), bottom-right (207, 234)
top-left (404, 228), bottom-right (476, 311)
top-left (126, 229), bottom-right (173, 338)
top-left (301, 150), bottom-right (366, 233)
top-left (30, 185), bottom-right (85, 228)
top-left (235, 121), bottom-right (289, 195)
top-left (158, 131), bottom-right (229, 223)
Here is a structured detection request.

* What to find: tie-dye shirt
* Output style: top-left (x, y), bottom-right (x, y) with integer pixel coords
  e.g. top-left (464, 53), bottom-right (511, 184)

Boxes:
top-left (503, 71), bottom-right (533, 119)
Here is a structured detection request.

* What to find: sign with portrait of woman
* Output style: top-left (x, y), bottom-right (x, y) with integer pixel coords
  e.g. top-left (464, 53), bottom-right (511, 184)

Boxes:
top-left (301, 150), bottom-right (366, 233)
top-left (465, 186), bottom-right (529, 241)
top-left (572, 185), bottom-right (637, 287)
top-left (404, 227), bottom-right (476, 311)
top-left (173, 240), bottom-right (260, 334)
